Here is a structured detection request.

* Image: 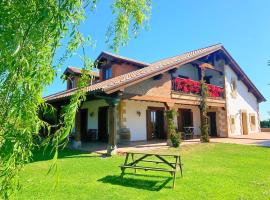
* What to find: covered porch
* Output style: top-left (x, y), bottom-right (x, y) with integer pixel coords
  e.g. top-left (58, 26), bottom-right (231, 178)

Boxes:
top-left (69, 94), bottom-right (227, 154)
top-left (71, 132), bottom-right (270, 154)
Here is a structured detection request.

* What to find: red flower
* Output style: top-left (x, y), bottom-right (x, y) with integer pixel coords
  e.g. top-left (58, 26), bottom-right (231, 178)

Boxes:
top-left (173, 77), bottom-right (223, 97)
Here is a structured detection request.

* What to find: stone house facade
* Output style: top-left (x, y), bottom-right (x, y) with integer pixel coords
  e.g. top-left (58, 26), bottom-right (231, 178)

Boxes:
top-left (45, 44), bottom-right (265, 153)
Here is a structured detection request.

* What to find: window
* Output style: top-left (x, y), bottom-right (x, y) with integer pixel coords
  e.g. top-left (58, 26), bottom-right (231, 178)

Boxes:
top-left (204, 75), bottom-right (212, 84)
top-left (232, 80), bottom-right (237, 91)
top-left (250, 115), bottom-right (256, 131)
top-left (178, 75), bottom-right (189, 79)
top-left (230, 115), bottom-right (236, 133)
top-left (67, 77), bottom-right (75, 89)
top-left (231, 117), bottom-right (235, 125)
top-left (230, 78), bottom-right (237, 98)
top-left (103, 67), bottom-right (112, 80)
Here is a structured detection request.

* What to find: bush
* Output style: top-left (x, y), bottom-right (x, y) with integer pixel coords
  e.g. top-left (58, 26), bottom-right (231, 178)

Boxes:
top-left (170, 132), bottom-right (181, 148)
top-left (165, 109), bottom-right (181, 148)
top-left (261, 120), bottom-right (270, 128)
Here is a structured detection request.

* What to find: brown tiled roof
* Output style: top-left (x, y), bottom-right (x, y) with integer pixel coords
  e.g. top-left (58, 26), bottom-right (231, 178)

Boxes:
top-left (97, 51), bottom-right (149, 68)
top-left (45, 44), bottom-right (266, 103)
top-left (64, 66), bottom-right (99, 77)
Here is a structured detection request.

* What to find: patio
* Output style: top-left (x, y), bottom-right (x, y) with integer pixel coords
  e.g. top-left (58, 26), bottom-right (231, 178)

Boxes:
top-left (75, 139), bottom-right (199, 154)
top-left (74, 132), bottom-right (270, 154)
top-left (211, 132), bottom-right (270, 147)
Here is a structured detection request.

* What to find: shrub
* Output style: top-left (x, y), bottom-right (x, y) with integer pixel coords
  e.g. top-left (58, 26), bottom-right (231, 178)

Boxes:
top-left (165, 109), bottom-right (181, 148)
top-left (170, 132), bottom-right (181, 148)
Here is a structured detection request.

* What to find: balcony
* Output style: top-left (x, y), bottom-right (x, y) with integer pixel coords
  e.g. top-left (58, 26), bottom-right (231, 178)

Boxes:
top-left (171, 77), bottom-right (224, 98)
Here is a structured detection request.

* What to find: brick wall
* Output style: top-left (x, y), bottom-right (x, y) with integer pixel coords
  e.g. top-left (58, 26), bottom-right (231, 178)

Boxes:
top-left (261, 128), bottom-right (270, 132)
top-left (112, 63), bottom-right (139, 77)
top-left (99, 63), bottom-right (140, 81)
top-left (125, 72), bottom-right (172, 97)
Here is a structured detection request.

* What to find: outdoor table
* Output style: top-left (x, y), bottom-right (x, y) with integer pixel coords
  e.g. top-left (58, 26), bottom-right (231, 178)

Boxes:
top-left (183, 126), bottom-right (194, 139)
top-left (119, 150), bottom-right (183, 188)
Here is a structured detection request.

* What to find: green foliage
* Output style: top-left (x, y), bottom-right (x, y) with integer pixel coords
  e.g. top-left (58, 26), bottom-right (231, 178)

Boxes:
top-left (170, 132), bottom-right (181, 148)
top-left (165, 109), bottom-right (181, 148)
top-left (0, 0), bottom-right (151, 199)
top-left (261, 120), bottom-right (270, 128)
top-left (199, 68), bottom-right (210, 143)
top-left (107, 0), bottom-right (151, 52)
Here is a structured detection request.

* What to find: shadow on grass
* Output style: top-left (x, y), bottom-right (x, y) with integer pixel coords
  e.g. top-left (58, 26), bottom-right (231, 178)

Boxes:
top-left (30, 147), bottom-right (102, 163)
top-left (98, 174), bottom-right (172, 191)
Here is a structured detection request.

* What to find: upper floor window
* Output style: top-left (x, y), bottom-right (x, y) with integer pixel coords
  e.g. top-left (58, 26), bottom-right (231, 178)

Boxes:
top-left (230, 115), bottom-right (236, 133)
top-left (230, 78), bottom-right (237, 98)
top-left (103, 67), bottom-right (112, 80)
top-left (67, 77), bottom-right (75, 89)
top-left (250, 115), bottom-right (256, 131)
top-left (204, 75), bottom-right (212, 84)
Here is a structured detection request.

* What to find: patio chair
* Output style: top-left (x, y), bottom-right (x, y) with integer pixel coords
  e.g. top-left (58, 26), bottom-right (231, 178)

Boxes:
top-left (183, 127), bottom-right (194, 140)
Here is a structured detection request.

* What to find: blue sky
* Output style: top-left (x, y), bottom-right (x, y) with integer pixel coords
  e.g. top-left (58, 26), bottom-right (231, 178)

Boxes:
top-left (46, 0), bottom-right (270, 120)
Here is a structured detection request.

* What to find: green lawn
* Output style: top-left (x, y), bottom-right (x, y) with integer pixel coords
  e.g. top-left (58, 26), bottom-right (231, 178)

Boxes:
top-left (16, 143), bottom-right (270, 200)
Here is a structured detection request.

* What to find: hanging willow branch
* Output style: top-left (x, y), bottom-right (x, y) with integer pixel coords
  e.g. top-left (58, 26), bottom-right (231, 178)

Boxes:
top-left (0, 0), bottom-right (151, 199)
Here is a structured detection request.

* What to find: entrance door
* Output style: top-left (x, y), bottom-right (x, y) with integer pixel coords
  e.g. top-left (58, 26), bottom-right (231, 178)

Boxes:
top-left (146, 107), bottom-right (165, 140)
top-left (241, 112), bottom-right (248, 135)
top-left (207, 112), bottom-right (217, 137)
top-left (177, 109), bottom-right (193, 131)
top-left (80, 109), bottom-right (88, 142)
top-left (98, 106), bottom-right (109, 142)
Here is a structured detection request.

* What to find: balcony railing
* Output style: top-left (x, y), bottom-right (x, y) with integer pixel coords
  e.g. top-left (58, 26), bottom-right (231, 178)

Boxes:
top-left (172, 77), bottom-right (224, 98)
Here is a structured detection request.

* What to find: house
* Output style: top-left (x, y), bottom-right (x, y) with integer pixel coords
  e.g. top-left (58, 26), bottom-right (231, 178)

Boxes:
top-left (63, 66), bottom-right (100, 89)
top-left (45, 44), bottom-right (266, 154)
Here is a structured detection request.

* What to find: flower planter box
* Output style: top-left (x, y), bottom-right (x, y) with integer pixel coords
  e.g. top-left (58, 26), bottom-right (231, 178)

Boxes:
top-left (172, 77), bottom-right (224, 98)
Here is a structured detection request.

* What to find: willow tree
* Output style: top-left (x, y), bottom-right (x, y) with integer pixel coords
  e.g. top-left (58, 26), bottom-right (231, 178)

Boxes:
top-left (0, 0), bottom-right (151, 199)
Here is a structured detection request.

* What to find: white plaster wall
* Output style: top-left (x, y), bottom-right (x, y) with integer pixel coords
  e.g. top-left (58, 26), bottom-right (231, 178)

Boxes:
top-left (174, 104), bottom-right (201, 136)
top-left (224, 65), bottom-right (260, 135)
top-left (81, 99), bottom-right (108, 130)
top-left (124, 100), bottom-right (201, 141)
top-left (124, 100), bottom-right (165, 141)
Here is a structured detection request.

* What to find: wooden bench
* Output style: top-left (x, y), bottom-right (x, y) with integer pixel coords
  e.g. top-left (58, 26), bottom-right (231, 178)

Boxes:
top-left (119, 151), bottom-right (183, 188)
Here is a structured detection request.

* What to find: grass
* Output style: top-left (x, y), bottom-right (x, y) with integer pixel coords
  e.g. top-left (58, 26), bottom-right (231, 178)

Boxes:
top-left (16, 143), bottom-right (270, 200)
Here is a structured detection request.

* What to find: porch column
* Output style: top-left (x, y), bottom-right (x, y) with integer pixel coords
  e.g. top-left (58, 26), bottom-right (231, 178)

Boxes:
top-left (107, 98), bottom-right (120, 156)
top-left (73, 111), bottom-right (82, 149)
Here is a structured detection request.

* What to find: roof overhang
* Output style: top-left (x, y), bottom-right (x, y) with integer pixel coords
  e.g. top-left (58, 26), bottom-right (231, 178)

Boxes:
top-left (63, 67), bottom-right (99, 78)
top-left (96, 51), bottom-right (149, 69)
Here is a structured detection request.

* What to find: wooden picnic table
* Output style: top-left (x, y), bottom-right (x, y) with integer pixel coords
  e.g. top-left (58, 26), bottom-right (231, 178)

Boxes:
top-left (119, 150), bottom-right (183, 188)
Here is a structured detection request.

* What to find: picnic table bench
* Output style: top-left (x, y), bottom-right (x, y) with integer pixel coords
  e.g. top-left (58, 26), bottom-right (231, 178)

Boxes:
top-left (119, 151), bottom-right (183, 188)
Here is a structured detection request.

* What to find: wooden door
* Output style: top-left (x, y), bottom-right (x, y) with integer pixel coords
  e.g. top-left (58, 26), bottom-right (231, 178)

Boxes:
top-left (241, 112), bottom-right (248, 135)
top-left (177, 109), bottom-right (193, 131)
top-left (207, 112), bottom-right (217, 137)
top-left (146, 107), bottom-right (165, 140)
top-left (156, 110), bottom-right (166, 139)
top-left (146, 109), bottom-right (151, 140)
top-left (80, 109), bottom-right (88, 142)
top-left (98, 106), bottom-right (109, 142)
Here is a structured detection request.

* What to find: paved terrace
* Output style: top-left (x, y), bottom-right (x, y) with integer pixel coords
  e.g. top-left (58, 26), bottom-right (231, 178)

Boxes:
top-left (75, 132), bottom-right (270, 154)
